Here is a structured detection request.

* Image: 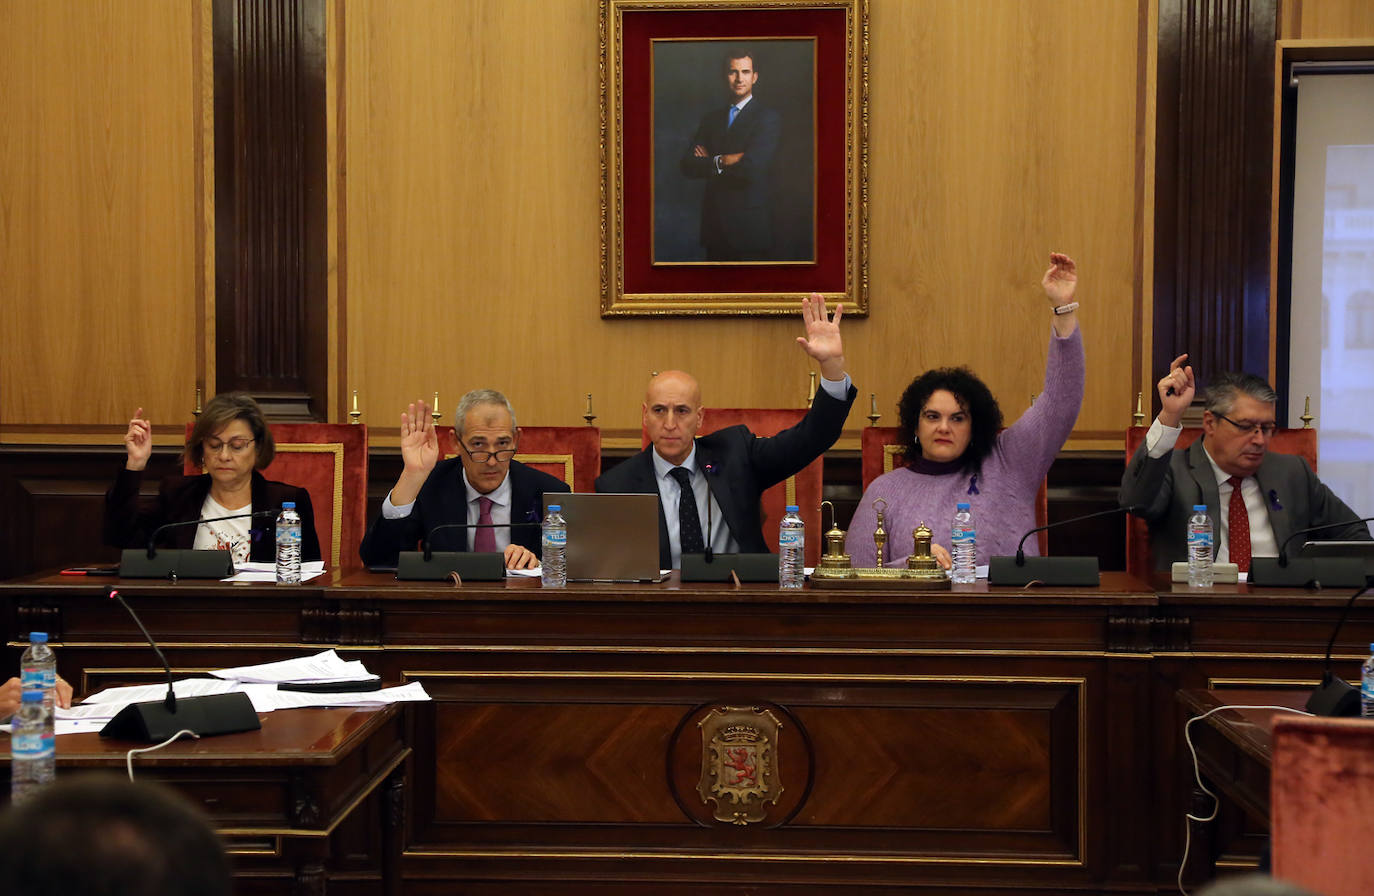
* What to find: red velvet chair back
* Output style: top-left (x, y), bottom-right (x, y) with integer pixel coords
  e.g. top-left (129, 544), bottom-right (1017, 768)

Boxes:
top-left (861, 426), bottom-right (1048, 554)
top-left (436, 425), bottom-right (601, 492)
top-left (184, 422), bottom-right (368, 569)
top-left (642, 408), bottom-right (823, 566)
top-left (1271, 715), bottom-right (1374, 896)
top-left (1123, 425), bottom-right (1317, 577)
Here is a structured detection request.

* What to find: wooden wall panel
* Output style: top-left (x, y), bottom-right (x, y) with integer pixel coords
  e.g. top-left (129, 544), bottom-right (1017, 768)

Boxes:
top-left (0, 1), bottom-right (200, 439)
top-left (343, 0), bottom-right (1146, 448)
top-left (1283, 0), bottom-right (1374, 39)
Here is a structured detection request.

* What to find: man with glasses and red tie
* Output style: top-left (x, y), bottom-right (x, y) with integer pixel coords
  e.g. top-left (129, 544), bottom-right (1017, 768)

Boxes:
top-left (1121, 356), bottom-right (1370, 572)
top-left (360, 390), bottom-right (569, 570)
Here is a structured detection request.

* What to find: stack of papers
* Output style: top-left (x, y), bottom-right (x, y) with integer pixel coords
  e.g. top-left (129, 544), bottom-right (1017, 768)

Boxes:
top-left (40, 649), bottom-right (429, 735)
top-left (223, 561), bottom-right (328, 582)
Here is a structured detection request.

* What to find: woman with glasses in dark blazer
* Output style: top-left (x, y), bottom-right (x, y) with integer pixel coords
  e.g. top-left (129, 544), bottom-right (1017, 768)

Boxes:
top-left (104, 392), bottom-right (322, 564)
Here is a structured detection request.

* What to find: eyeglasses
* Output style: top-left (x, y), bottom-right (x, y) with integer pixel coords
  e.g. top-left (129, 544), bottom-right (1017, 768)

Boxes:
top-left (205, 437), bottom-right (256, 455)
top-left (1214, 413), bottom-right (1278, 438)
top-left (460, 443), bottom-right (517, 463)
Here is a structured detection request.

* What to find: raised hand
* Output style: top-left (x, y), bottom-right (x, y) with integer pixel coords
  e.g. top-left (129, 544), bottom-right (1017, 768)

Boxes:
top-left (1156, 354), bottom-right (1195, 427)
top-left (1042, 253), bottom-right (1078, 307)
top-left (399, 401), bottom-right (439, 476)
top-left (124, 407), bottom-right (153, 471)
top-left (795, 293), bottom-right (846, 380)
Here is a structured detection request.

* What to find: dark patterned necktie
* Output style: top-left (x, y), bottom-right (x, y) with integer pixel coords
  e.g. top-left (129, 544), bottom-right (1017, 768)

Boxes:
top-left (669, 467), bottom-right (705, 555)
top-left (1227, 477), bottom-right (1251, 573)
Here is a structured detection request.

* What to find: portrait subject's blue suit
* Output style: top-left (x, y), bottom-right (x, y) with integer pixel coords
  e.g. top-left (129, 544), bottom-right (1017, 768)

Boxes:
top-left (679, 100), bottom-right (781, 261)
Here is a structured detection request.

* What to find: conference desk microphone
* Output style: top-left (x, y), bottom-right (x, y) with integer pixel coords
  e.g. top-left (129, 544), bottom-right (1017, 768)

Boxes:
top-left (680, 465), bottom-right (777, 583)
top-left (118, 509), bottom-right (280, 579)
top-left (1305, 584), bottom-right (1372, 717)
top-left (100, 587), bottom-right (260, 742)
top-left (988, 505), bottom-right (1147, 587)
top-left (1248, 516), bottom-right (1374, 589)
top-left (397, 521), bottom-right (541, 581)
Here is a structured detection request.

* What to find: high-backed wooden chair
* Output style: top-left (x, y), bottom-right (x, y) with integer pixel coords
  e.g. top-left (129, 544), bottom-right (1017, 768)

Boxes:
top-left (436, 425), bottom-right (601, 492)
top-left (1271, 714), bottom-right (1374, 896)
top-left (860, 426), bottom-right (1049, 554)
top-left (642, 409), bottom-right (824, 566)
top-left (185, 422), bottom-right (368, 569)
top-left (1123, 425), bottom-right (1317, 577)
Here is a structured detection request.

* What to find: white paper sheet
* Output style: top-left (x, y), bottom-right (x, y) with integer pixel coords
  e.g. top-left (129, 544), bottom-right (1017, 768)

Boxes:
top-left (221, 561), bottom-right (327, 583)
top-left (210, 649), bottom-right (376, 684)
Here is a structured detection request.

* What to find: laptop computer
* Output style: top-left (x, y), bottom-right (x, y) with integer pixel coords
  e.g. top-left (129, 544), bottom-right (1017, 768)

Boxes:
top-left (542, 492), bottom-right (666, 583)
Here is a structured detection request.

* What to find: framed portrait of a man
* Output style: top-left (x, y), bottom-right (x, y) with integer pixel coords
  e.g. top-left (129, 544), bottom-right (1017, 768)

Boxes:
top-left (600, 0), bottom-right (869, 316)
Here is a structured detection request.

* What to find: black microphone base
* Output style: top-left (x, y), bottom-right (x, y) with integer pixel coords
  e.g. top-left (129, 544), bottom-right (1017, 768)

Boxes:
top-left (99, 691), bottom-right (261, 742)
top-left (680, 552), bottom-right (778, 582)
top-left (988, 556), bottom-right (1100, 587)
top-left (1248, 557), bottom-right (1367, 589)
top-left (119, 549), bottom-right (235, 579)
top-left (1306, 674), bottom-right (1361, 717)
top-left (397, 551), bottom-right (504, 581)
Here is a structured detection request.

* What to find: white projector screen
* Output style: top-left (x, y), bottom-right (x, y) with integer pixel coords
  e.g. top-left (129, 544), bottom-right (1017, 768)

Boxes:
top-left (1287, 72), bottom-right (1374, 517)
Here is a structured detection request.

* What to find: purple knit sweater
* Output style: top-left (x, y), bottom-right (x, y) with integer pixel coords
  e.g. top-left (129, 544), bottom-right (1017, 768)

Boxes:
top-left (846, 327), bottom-right (1084, 567)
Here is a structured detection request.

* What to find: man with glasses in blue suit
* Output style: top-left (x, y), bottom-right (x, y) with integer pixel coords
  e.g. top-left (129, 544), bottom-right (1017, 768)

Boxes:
top-left (360, 390), bottom-right (568, 570)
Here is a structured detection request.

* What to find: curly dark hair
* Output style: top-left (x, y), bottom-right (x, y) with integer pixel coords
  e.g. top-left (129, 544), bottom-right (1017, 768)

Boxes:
top-left (895, 367), bottom-right (1003, 474)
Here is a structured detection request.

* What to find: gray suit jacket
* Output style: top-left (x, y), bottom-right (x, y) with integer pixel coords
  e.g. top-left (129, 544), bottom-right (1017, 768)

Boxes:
top-left (1120, 437), bottom-right (1370, 570)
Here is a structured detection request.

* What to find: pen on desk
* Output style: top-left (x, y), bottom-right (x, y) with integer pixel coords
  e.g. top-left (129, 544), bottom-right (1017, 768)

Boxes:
top-left (60, 567), bottom-right (120, 576)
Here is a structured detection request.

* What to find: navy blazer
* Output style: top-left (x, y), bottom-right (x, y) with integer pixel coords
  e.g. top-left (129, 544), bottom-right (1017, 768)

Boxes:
top-left (104, 468), bottom-right (322, 563)
top-left (358, 458), bottom-right (570, 567)
top-left (595, 384), bottom-right (856, 568)
top-left (1120, 436), bottom-right (1371, 569)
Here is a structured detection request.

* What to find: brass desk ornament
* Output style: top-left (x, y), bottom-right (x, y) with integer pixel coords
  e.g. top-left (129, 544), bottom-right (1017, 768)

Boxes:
top-left (810, 499), bottom-right (952, 590)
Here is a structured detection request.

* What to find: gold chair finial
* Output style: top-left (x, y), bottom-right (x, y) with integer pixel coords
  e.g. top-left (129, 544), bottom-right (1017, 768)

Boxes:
top-left (866, 392), bottom-right (881, 426)
top-left (432, 392), bottom-right (442, 424)
top-left (192, 386), bottom-right (203, 417)
top-left (583, 392), bottom-right (597, 426)
top-left (1132, 391), bottom-right (1145, 426)
top-left (349, 390), bottom-right (361, 425)
top-left (1301, 396), bottom-right (1314, 429)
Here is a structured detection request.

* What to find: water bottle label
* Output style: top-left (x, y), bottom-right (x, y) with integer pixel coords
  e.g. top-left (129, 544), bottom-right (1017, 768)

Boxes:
top-left (779, 530), bottom-right (804, 548)
top-left (11, 732), bottom-right (52, 759)
top-left (544, 530), bottom-right (567, 547)
top-left (952, 530), bottom-right (976, 544)
top-left (1187, 532), bottom-right (1212, 548)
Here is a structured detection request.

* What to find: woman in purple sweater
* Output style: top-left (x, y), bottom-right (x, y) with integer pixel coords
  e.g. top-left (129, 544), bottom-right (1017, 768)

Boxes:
top-left (847, 253), bottom-right (1084, 569)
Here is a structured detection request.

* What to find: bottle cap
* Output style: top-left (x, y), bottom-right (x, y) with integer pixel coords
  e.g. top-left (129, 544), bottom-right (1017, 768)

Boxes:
top-left (282, 502), bottom-right (296, 509)
top-left (29, 632), bottom-right (47, 643)
top-left (1193, 505), bottom-right (1207, 512)
top-left (22, 690), bottom-right (42, 703)
top-left (548, 505), bottom-right (561, 512)
top-left (786, 505), bottom-right (799, 513)
top-left (957, 503), bottom-right (970, 511)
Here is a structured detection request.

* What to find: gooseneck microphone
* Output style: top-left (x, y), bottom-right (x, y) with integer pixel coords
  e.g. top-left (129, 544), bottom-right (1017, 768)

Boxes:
top-left (1305, 585), bottom-right (1372, 717)
top-left (144, 510), bottom-right (279, 558)
top-left (1275, 516), bottom-right (1374, 566)
top-left (988, 505), bottom-right (1146, 587)
top-left (1012, 505), bottom-right (1147, 565)
top-left (100, 587), bottom-right (261, 742)
top-left (703, 464), bottom-right (715, 563)
top-left (421, 521), bottom-right (541, 561)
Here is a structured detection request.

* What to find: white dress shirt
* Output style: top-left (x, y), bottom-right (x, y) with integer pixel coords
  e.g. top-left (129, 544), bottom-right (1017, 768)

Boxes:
top-left (382, 470), bottom-right (514, 551)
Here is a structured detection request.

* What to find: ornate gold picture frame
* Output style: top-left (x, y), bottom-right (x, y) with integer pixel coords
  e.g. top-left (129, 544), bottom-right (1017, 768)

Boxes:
top-left (600, 0), bottom-right (869, 316)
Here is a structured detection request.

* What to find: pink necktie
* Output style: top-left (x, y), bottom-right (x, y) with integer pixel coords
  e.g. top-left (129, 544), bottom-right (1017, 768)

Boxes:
top-left (474, 496), bottom-right (496, 552)
top-left (1227, 477), bottom-right (1251, 573)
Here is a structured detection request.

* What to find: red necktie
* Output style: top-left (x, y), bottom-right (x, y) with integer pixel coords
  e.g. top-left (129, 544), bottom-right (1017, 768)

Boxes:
top-left (474, 496), bottom-right (496, 552)
top-left (1227, 476), bottom-right (1251, 573)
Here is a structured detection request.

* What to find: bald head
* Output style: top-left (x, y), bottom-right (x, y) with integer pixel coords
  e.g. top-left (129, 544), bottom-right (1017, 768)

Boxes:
top-left (643, 371), bottom-right (704, 466)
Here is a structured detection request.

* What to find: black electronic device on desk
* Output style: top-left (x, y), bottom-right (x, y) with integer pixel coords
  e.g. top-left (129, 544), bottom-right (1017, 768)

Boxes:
top-left (680, 552), bottom-right (778, 583)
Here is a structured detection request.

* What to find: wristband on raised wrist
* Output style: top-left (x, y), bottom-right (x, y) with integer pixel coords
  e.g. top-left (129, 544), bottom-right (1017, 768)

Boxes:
top-left (1052, 301), bottom-right (1079, 316)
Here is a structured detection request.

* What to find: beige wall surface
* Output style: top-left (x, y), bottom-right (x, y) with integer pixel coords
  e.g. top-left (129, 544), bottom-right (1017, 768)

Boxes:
top-left (1282, 0), bottom-right (1374, 40)
top-left (2, 0), bottom-right (1149, 450)
top-left (344, 0), bottom-right (1147, 447)
top-left (0, 0), bottom-right (200, 441)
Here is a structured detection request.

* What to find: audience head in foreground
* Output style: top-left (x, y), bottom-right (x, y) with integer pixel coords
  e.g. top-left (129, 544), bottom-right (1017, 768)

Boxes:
top-left (846, 253), bottom-right (1084, 570)
top-left (0, 773), bottom-right (232, 896)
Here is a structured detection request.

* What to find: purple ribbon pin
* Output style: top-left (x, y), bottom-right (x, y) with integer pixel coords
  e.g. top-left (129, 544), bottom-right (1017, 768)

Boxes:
top-left (967, 474), bottom-right (980, 496)
top-left (1268, 490), bottom-right (1283, 511)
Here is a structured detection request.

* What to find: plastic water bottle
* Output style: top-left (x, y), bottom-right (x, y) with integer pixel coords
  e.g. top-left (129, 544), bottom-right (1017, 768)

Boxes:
top-left (542, 505), bottom-right (567, 588)
top-left (20, 631), bottom-right (57, 751)
top-left (1362, 643), bottom-right (1374, 718)
top-left (11, 690), bottom-right (55, 805)
top-left (779, 504), bottom-right (805, 589)
top-left (275, 502), bottom-right (302, 584)
top-left (1187, 504), bottom-right (1214, 588)
top-left (951, 503), bottom-right (977, 585)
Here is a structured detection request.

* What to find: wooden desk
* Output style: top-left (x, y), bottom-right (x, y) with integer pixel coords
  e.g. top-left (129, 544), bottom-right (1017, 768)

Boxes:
top-left (3, 706), bottom-right (409, 896)
top-left (5, 570), bottom-right (1373, 895)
